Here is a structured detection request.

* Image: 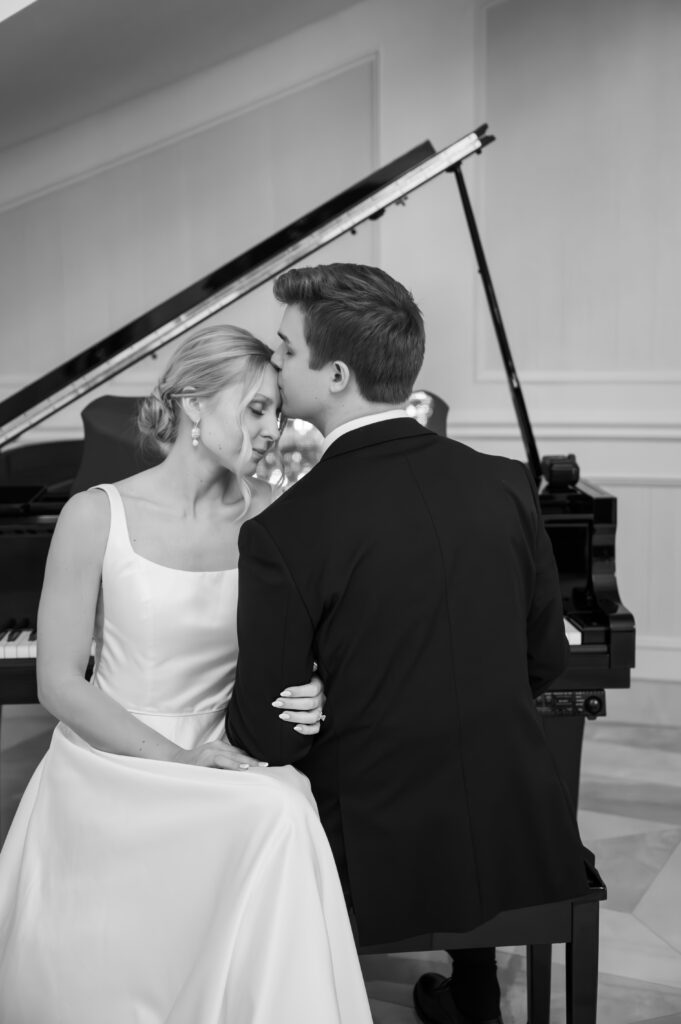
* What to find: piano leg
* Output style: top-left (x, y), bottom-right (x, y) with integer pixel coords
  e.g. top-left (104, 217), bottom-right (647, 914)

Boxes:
top-left (540, 715), bottom-right (585, 812)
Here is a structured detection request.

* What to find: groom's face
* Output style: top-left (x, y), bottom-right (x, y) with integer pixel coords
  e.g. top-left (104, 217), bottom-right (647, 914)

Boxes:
top-left (272, 305), bottom-right (327, 423)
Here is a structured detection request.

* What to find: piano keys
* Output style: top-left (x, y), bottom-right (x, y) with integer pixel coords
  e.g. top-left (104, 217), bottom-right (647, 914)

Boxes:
top-left (0, 631), bottom-right (98, 663)
top-left (563, 618), bottom-right (582, 646)
top-left (0, 628), bottom-right (37, 660)
top-left (0, 623), bottom-right (95, 705)
top-left (0, 616), bottom-right (587, 659)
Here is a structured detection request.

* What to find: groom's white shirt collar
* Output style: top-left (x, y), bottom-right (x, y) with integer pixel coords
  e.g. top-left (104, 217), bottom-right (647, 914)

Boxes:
top-left (321, 409), bottom-right (409, 455)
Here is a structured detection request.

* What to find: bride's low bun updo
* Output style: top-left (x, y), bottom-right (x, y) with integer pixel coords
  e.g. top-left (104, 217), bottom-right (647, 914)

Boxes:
top-left (137, 325), bottom-right (279, 513)
top-left (137, 387), bottom-right (179, 455)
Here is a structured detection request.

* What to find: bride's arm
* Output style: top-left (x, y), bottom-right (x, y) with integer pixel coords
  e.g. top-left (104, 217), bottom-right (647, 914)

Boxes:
top-left (37, 491), bottom-right (262, 769)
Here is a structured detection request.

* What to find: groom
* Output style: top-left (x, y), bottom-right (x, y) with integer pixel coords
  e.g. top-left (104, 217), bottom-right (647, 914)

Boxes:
top-left (226, 263), bottom-right (589, 1024)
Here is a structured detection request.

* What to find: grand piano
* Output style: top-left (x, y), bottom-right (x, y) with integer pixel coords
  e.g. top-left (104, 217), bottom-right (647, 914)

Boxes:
top-left (0, 124), bottom-right (634, 807)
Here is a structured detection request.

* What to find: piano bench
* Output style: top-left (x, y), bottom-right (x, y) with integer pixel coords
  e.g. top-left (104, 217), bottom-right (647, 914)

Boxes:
top-left (359, 862), bottom-right (607, 1024)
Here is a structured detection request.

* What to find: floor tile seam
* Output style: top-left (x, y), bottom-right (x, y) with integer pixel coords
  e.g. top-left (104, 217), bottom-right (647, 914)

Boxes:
top-left (577, 816), bottom-right (681, 840)
top-left (586, 726), bottom-right (681, 743)
top-left (590, 970), bottom-right (681, 995)
top-left (581, 751), bottom-right (681, 765)
top-left (632, 906), bottom-right (681, 959)
top-left (581, 741), bottom-right (681, 762)
top-left (580, 767), bottom-right (681, 789)
top-left (592, 966), bottom-right (681, 991)
top-left (577, 757), bottom-right (679, 770)
top-left (578, 802), bottom-right (681, 825)
top-left (577, 786), bottom-right (679, 802)
top-left (581, 767), bottom-right (681, 785)
top-left (594, 737), bottom-right (681, 753)
top-left (580, 810), bottom-right (681, 825)
top-left (589, 826), bottom-right (681, 847)
top-left (591, 723), bottom-right (681, 732)
top-left (600, 903), bottom-right (678, 932)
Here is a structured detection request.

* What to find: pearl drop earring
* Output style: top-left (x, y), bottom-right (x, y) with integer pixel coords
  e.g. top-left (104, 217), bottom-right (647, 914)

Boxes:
top-left (191, 420), bottom-right (201, 447)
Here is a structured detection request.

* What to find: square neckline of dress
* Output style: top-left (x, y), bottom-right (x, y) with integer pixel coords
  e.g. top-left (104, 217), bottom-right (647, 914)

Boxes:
top-left (98, 483), bottom-right (239, 576)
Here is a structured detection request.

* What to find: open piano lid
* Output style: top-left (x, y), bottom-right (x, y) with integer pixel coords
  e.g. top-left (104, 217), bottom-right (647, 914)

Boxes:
top-left (0, 125), bottom-right (493, 450)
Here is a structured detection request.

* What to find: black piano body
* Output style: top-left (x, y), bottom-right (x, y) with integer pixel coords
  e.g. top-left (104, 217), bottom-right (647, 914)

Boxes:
top-left (0, 126), bottom-right (634, 808)
top-left (542, 478), bottom-right (635, 693)
top-left (534, 479), bottom-right (635, 803)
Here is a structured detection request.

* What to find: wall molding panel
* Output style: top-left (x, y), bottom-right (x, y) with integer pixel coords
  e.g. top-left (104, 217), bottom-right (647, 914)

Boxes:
top-left (446, 420), bottom-right (681, 444)
top-left (469, 0), bottom-right (681, 421)
top-left (477, 368), bottom-right (681, 386)
top-left (0, 57), bottom-right (380, 417)
top-left (0, 54), bottom-right (378, 216)
top-left (462, 0), bottom-right (681, 709)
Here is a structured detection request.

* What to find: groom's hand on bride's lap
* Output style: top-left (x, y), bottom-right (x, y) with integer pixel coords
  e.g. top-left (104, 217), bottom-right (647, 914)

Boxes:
top-left (272, 674), bottom-right (326, 735)
top-left (170, 740), bottom-right (267, 771)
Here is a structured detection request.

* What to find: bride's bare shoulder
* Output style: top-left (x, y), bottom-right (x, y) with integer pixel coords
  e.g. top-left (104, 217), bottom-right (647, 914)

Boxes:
top-left (51, 488), bottom-right (111, 556)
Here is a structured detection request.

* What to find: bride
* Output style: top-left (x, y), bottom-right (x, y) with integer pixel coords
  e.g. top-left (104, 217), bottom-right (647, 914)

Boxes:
top-left (0, 325), bottom-right (373, 1024)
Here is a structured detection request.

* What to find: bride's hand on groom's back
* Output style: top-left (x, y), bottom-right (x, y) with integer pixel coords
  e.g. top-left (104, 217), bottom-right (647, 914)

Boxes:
top-left (272, 673), bottom-right (326, 736)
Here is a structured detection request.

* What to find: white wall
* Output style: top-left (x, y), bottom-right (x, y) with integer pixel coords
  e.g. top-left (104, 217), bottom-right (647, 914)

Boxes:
top-left (0, 0), bottom-right (678, 712)
top-left (0, 0), bottom-right (479, 414)
top-left (466, 0), bottom-right (681, 716)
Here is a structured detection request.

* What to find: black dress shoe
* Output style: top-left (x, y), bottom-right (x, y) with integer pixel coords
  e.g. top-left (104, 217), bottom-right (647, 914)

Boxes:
top-left (413, 973), bottom-right (504, 1024)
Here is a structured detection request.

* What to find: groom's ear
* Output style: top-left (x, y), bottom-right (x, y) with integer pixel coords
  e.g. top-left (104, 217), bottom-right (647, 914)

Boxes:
top-left (328, 360), bottom-right (352, 394)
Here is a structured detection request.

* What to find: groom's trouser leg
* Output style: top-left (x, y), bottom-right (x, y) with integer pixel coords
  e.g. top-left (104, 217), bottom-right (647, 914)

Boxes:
top-left (447, 947), bottom-right (501, 1019)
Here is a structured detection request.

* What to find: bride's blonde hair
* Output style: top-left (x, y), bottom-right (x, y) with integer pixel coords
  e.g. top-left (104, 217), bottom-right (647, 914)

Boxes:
top-left (138, 324), bottom-right (277, 515)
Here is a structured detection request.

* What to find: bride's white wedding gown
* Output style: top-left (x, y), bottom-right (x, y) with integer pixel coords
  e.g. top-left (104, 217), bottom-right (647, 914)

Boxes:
top-left (0, 484), bottom-right (373, 1024)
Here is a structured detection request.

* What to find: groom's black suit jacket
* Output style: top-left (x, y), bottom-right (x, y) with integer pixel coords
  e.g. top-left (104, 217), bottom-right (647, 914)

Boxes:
top-left (227, 418), bottom-right (588, 945)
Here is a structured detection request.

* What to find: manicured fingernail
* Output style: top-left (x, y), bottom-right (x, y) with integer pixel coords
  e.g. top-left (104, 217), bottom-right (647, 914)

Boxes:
top-left (272, 699), bottom-right (284, 707)
top-left (239, 763), bottom-right (250, 770)
top-left (279, 712), bottom-right (291, 720)
top-left (294, 725), bottom-right (304, 732)
top-left (258, 761), bottom-right (269, 767)
top-left (280, 690), bottom-right (292, 697)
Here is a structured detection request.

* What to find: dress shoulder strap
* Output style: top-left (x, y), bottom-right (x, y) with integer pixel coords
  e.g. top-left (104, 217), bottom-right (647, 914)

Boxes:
top-left (89, 483), bottom-right (129, 555)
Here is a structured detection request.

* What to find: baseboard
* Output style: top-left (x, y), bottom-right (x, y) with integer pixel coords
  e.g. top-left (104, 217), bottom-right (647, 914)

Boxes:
top-left (606, 676), bottom-right (681, 727)
top-left (634, 637), bottom-right (681, 681)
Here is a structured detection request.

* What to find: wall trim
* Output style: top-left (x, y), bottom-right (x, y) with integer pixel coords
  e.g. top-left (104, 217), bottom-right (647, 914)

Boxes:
top-left (0, 52), bottom-right (379, 215)
top-left (4, 402), bottom-right (681, 451)
top-left (631, 639), bottom-right (681, 691)
top-left (477, 367), bottom-right (681, 385)
top-left (446, 418), bottom-right (681, 443)
top-left (594, 475), bottom-right (681, 488)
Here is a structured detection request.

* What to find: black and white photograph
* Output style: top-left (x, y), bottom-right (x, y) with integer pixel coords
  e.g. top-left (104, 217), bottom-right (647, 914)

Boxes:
top-left (0, 1), bottom-right (679, 1022)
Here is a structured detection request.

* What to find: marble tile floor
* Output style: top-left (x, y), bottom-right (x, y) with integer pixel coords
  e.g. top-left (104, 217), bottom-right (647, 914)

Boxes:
top-left (1, 706), bottom-right (680, 1023)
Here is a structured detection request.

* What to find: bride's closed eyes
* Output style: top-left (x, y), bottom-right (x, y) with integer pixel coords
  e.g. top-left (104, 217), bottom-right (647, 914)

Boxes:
top-left (245, 393), bottom-right (283, 432)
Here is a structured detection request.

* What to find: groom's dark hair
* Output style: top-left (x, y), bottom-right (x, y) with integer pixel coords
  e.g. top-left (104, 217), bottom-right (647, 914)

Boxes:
top-left (273, 263), bottom-right (425, 403)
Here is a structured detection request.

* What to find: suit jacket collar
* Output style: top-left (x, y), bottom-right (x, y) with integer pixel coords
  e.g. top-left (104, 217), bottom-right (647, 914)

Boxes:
top-left (319, 415), bottom-right (431, 461)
